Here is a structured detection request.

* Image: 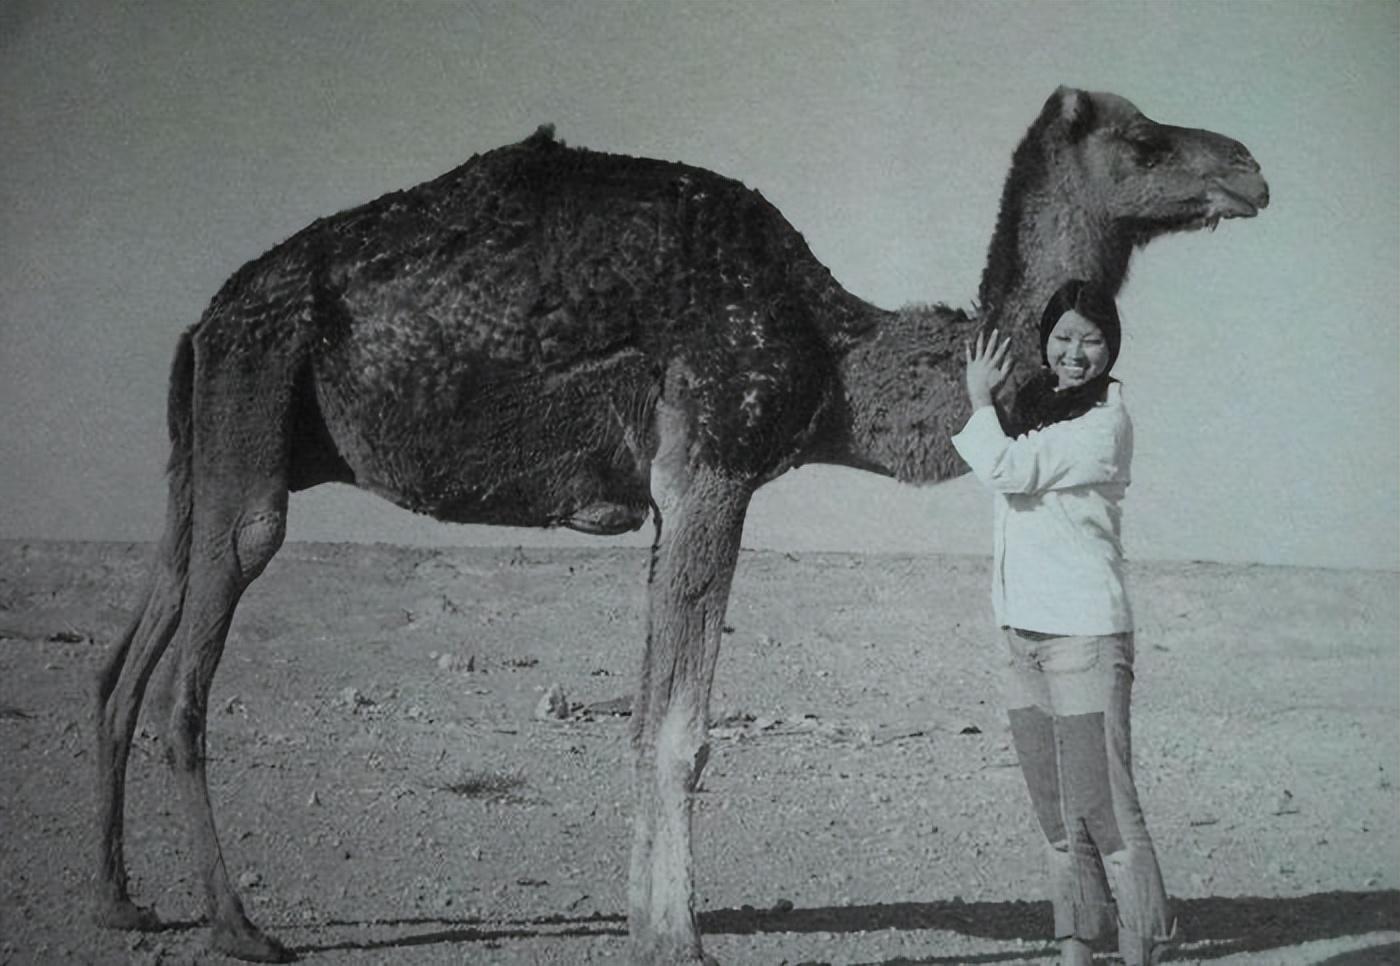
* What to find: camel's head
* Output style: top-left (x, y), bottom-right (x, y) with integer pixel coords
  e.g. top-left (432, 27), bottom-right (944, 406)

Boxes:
top-left (979, 87), bottom-right (1271, 318)
top-left (1051, 86), bottom-right (1270, 240)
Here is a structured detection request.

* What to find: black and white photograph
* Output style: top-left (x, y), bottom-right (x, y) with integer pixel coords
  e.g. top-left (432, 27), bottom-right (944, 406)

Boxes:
top-left (2, 2), bottom-right (1396, 964)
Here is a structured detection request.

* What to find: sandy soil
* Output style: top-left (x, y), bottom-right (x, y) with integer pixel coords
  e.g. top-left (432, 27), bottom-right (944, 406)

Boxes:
top-left (1, 540), bottom-right (1396, 965)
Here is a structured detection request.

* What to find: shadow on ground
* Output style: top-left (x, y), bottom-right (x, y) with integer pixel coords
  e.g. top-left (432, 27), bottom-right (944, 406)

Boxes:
top-left (293, 889), bottom-right (1398, 961)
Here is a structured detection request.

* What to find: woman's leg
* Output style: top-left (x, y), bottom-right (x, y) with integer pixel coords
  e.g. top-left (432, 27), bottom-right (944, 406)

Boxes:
top-left (1044, 634), bottom-right (1174, 965)
top-left (1099, 635), bottom-right (1175, 963)
top-left (1004, 630), bottom-right (1115, 956)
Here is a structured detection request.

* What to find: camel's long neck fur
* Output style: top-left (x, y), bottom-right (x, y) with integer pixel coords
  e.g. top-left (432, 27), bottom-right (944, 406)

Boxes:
top-left (823, 141), bottom-right (1133, 484)
top-left (979, 176), bottom-right (1133, 354)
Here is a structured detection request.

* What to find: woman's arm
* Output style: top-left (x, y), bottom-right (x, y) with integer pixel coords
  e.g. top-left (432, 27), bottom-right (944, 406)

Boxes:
top-left (952, 404), bottom-right (1130, 494)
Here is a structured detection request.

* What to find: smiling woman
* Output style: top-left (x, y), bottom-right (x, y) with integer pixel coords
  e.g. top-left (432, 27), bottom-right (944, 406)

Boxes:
top-left (952, 282), bottom-right (1172, 966)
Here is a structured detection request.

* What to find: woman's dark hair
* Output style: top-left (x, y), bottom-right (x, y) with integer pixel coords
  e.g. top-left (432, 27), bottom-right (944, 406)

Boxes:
top-left (1002, 279), bottom-right (1121, 437)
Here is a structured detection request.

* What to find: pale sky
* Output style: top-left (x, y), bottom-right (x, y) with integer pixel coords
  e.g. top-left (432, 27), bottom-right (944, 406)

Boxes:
top-left (2, 0), bottom-right (1397, 571)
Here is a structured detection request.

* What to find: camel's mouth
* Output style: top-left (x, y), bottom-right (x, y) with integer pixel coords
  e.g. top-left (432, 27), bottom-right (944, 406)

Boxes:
top-left (1170, 180), bottom-right (1268, 235)
top-left (1203, 171), bottom-right (1270, 223)
top-left (1138, 172), bottom-right (1270, 237)
top-left (1203, 187), bottom-right (1260, 222)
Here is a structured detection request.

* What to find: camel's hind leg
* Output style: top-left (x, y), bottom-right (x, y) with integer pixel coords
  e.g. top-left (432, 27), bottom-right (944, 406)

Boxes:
top-left (95, 331), bottom-right (195, 931)
top-left (93, 559), bottom-right (186, 930)
top-left (164, 476), bottom-right (293, 963)
top-left (628, 385), bottom-right (751, 966)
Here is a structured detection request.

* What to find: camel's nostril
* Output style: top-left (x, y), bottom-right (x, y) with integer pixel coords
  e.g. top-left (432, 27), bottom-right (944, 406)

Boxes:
top-left (1235, 150), bottom-right (1261, 175)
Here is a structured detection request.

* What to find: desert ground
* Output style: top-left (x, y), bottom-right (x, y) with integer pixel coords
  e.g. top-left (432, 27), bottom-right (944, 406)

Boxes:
top-left (1, 539), bottom-right (1396, 965)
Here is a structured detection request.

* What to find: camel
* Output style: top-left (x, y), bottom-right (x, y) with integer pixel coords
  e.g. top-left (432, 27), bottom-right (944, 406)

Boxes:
top-left (94, 87), bottom-right (1268, 964)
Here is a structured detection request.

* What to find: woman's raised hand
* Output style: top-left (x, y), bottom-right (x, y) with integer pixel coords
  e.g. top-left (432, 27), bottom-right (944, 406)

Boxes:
top-left (963, 329), bottom-right (1014, 409)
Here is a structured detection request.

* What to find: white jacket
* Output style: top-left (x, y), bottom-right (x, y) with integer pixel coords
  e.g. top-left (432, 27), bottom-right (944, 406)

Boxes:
top-left (950, 382), bottom-right (1134, 635)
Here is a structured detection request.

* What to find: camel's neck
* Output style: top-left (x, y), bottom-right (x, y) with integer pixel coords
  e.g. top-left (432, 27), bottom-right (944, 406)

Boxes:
top-left (977, 183), bottom-right (1133, 366)
top-left (809, 176), bottom-right (1136, 484)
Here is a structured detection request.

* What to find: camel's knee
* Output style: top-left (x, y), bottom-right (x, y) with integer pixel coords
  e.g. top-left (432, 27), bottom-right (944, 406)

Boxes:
top-left (233, 507), bottom-right (285, 583)
top-left (654, 706), bottom-right (711, 796)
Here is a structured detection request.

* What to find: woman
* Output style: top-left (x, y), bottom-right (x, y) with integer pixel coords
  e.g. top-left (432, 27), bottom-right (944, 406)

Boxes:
top-left (950, 279), bottom-right (1175, 966)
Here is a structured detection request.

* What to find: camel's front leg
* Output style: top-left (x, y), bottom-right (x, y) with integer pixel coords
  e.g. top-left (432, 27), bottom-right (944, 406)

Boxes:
top-left (629, 443), bottom-right (750, 965)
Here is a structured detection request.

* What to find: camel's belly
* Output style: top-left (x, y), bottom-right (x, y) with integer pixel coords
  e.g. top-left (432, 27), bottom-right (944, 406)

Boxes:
top-left (313, 347), bottom-right (658, 530)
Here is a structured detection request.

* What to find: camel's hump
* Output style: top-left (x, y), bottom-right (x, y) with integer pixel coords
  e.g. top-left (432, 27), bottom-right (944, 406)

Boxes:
top-left (523, 123), bottom-right (562, 148)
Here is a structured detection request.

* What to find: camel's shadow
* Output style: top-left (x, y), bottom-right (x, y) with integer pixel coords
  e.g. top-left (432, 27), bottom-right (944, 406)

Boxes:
top-left (296, 888), bottom-right (1399, 962)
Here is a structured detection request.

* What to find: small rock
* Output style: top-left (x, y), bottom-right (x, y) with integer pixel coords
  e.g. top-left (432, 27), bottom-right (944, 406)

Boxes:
top-left (436, 653), bottom-right (475, 673)
top-left (582, 695), bottom-right (633, 717)
top-left (340, 687), bottom-right (373, 710)
top-left (1272, 789), bottom-right (1300, 816)
top-left (238, 870), bottom-right (262, 890)
top-left (535, 685), bottom-right (569, 720)
top-left (771, 898), bottom-right (794, 914)
top-left (307, 789), bottom-right (320, 807)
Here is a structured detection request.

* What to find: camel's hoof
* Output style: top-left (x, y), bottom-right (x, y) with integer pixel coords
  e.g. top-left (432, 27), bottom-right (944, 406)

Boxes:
top-left (93, 897), bottom-right (163, 932)
top-left (210, 925), bottom-right (296, 963)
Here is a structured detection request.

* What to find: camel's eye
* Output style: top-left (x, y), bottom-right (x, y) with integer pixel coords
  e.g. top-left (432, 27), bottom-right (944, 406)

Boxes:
top-left (1124, 132), bottom-right (1170, 169)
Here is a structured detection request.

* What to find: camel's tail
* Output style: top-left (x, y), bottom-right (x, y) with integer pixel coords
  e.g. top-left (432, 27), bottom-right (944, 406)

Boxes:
top-left (158, 329), bottom-right (195, 581)
top-left (95, 330), bottom-right (195, 714)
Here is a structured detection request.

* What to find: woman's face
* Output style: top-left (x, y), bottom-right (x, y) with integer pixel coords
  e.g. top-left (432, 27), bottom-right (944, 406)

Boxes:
top-left (1046, 309), bottom-right (1112, 390)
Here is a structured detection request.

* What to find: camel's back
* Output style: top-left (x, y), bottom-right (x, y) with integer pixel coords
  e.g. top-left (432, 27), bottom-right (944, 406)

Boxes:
top-left (290, 127), bottom-right (871, 375)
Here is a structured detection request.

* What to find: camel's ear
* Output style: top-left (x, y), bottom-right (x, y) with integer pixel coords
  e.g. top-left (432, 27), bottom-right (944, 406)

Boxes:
top-left (1053, 86), bottom-right (1097, 142)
